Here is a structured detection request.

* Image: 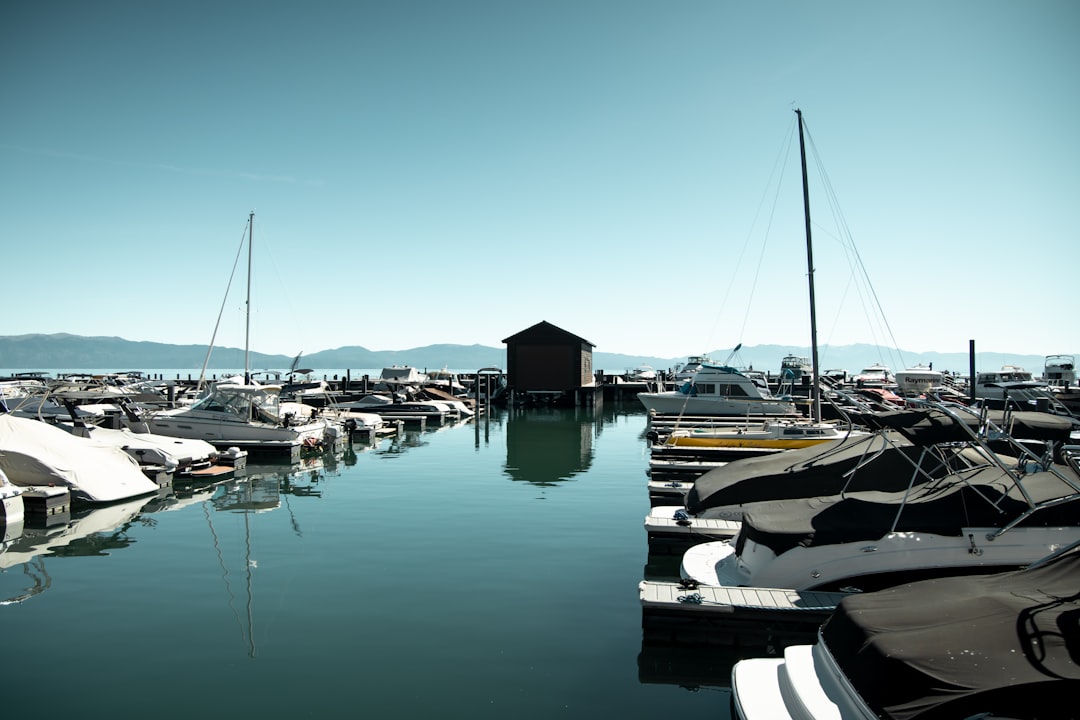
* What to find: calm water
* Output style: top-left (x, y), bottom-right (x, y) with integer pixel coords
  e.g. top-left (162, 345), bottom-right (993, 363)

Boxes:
top-left (2, 400), bottom-right (741, 718)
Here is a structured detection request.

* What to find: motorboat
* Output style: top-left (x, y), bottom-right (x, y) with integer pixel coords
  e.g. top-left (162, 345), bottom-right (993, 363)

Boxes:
top-left (147, 380), bottom-right (335, 450)
top-left (680, 410), bottom-right (1080, 594)
top-left (337, 392), bottom-right (397, 410)
top-left (26, 390), bottom-right (224, 477)
top-left (1, 468), bottom-right (24, 526)
top-left (425, 368), bottom-right (469, 397)
top-left (148, 214), bottom-right (339, 454)
top-left (645, 407), bottom-right (1000, 551)
top-left (626, 364), bottom-right (657, 382)
top-left (731, 544), bottom-right (1080, 720)
top-left (376, 365), bottom-right (428, 390)
top-left (658, 419), bottom-right (858, 454)
top-left (59, 420), bottom-right (222, 477)
top-left (779, 355), bottom-right (813, 383)
top-left (637, 364), bottom-right (799, 417)
top-left (893, 363), bottom-right (942, 396)
top-left (1044, 353), bottom-right (1080, 413)
top-left (851, 363), bottom-right (892, 388)
top-left (974, 364), bottom-right (1059, 411)
top-left (250, 369), bottom-right (332, 400)
top-left (0, 412), bottom-right (161, 504)
top-left (821, 368), bottom-right (847, 384)
top-left (1044, 353), bottom-right (1077, 386)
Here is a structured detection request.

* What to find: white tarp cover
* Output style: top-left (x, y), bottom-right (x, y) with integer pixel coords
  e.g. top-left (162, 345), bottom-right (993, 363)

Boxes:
top-left (0, 414), bottom-right (159, 503)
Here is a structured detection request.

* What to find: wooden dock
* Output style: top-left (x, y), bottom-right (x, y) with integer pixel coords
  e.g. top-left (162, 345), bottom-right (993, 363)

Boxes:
top-left (647, 478), bottom-right (693, 505)
top-left (644, 512), bottom-right (741, 555)
top-left (639, 580), bottom-right (847, 646)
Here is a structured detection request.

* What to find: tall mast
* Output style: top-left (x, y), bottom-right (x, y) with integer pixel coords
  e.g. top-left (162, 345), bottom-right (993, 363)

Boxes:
top-left (245, 210), bottom-right (253, 384)
top-left (796, 109), bottom-right (821, 422)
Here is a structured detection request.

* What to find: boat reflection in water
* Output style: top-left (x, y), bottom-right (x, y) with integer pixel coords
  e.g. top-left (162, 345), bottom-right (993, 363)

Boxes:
top-left (0, 495), bottom-right (155, 605)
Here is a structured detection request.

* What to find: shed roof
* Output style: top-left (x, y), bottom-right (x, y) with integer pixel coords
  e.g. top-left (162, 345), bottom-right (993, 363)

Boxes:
top-left (501, 320), bottom-right (595, 348)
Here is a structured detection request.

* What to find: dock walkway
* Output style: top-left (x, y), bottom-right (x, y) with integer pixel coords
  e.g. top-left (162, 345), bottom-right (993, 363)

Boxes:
top-left (639, 580), bottom-right (847, 646)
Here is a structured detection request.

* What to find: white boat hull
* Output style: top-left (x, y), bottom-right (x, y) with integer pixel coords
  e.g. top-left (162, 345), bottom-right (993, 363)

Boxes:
top-left (1, 470), bottom-right (24, 526)
top-left (638, 393), bottom-right (798, 417)
top-left (683, 526), bottom-right (1080, 592)
top-left (149, 409), bottom-right (328, 447)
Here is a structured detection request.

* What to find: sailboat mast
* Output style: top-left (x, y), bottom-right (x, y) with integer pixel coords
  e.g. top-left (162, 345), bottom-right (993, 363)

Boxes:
top-left (795, 109), bottom-right (821, 422)
top-left (245, 211), bottom-right (253, 384)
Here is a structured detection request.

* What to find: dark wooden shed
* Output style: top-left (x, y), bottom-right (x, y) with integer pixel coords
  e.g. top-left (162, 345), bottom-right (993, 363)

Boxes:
top-left (501, 321), bottom-right (595, 395)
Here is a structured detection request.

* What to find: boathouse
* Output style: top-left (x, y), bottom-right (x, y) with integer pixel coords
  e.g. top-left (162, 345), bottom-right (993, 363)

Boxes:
top-left (501, 321), bottom-right (596, 405)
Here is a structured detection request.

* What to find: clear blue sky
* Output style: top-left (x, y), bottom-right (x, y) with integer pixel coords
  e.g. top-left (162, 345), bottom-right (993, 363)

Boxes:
top-left (3, 1), bottom-right (1077, 362)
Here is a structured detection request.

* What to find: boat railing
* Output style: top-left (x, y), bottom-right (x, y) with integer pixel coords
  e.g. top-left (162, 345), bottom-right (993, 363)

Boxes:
top-left (904, 400), bottom-right (1080, 537)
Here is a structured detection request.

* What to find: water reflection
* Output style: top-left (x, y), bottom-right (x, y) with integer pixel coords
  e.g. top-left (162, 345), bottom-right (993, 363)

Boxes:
top-left (0, 494), bottom-right (154, 604)
top-left (0, 451), bottom-right (344, 607)
top-left (502, 407), bottom-right (597, 486)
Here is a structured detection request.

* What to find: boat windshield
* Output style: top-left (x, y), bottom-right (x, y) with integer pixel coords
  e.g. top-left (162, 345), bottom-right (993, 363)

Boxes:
top-left (190, 385), bottom-right (282, 419)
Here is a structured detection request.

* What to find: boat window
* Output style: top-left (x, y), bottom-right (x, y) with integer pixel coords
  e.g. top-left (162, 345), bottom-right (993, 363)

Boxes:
top-left (718, 383), bottom-right (750, 398)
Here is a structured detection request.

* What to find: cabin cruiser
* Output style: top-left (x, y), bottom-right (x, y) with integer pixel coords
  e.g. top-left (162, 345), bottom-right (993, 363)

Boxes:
top-left (679, 402), bottom-right (1080, 593)
top-left (779, 355), bottom-right (812, 383)
top-left (1044, 354), bottom-right (1076, 386)
top-left (146, 380), bottom-right (336, 450)
top-left (974, 364), bottom-right (1056, 407)
top-left (731, 544), bottom-right (1080, 720)
top-left (1044, 353), bottom-right (1080, 412)
top-left (637, 364), bottom-right (799, 417)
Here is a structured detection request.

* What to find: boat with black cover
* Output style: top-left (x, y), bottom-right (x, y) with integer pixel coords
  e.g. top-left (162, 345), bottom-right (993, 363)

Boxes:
top-left (680, 402), bottom-right (1080, 594)
top-left (644, 402), bottom-right (1036, 553)
top-left (732, 543), bottom-right (1080, 720)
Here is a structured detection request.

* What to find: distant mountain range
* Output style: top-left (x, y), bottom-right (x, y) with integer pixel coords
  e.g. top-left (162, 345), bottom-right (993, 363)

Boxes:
top-left (0, 333), bottom-right (1066, 377)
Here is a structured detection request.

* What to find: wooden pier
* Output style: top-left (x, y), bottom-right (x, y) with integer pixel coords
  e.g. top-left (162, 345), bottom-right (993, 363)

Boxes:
top-left (644, 512), bottom-right (741, 555)
top-left (639, 580), bottom-right (847, 647)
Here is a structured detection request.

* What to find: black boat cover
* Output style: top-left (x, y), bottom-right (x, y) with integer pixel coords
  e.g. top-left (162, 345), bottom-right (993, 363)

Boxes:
top-left (685, 430), bottom-right (982, 515)
top-left (987, 408), bottom-right (1077, 441)
top-left (736, 463), bottom-right (1080, 556)
top-left (820, 548), bottom-right (1080, 720)
top-left (850, 406), bottom-right (1074, 444)
top-left (856, 407), bottom-right (982, 445)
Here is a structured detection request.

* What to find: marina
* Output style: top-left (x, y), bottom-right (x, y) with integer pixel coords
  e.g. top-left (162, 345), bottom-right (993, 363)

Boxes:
top-left (1, 394), bottom-right (741, 718)
top-left (5, 5), bottom-right (1077, 716)
top-left (3, 357), bottom-right (1079, 718)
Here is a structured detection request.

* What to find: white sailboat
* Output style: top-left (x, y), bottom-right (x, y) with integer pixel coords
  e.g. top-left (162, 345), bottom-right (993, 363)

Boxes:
top-left (145, 213), bottom-right (337, 454)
